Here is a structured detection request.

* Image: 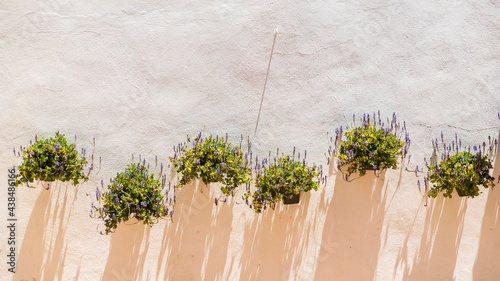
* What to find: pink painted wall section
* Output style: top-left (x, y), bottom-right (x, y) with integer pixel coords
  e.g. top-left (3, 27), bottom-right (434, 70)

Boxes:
top-left (1, 1), bottom-right (499, 280)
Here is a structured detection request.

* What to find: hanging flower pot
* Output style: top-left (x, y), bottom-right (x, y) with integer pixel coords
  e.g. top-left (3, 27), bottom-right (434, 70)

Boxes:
top-left (170, 132), bottom-right (252, 201)
top-left (91, 159), bottom-right (173, 235)
top-left (14, 132), bottom-right (93, 188)
top-left (244, 147), bottom-right (324, 213)
top-left (426, 133), bottom-right (496, 199)
top-left (329, 111), bottom-right (410, 181)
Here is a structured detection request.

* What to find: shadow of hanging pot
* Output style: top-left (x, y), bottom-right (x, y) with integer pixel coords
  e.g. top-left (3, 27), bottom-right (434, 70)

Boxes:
top-left (283, 193), bottom-right (300, 204)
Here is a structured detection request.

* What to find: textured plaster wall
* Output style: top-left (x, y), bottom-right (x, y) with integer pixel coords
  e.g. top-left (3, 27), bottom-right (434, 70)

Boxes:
top-left (0, 1), bottom-right (499, 280)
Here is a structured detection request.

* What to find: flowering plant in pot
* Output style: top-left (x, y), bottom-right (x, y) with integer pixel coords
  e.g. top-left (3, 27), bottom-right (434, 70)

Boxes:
top-left (14, 132), bottom-right (94, 189)
top-left (329, 112), bottom-right (410, 180)
top-left (244, 148), bottom-right (323, 213)
top-left (425, 133), bottom-right (497, 198)
top-left (170, 133), bottom-right (252, 202)
top-left (91, 158), bottom-right (173, 234)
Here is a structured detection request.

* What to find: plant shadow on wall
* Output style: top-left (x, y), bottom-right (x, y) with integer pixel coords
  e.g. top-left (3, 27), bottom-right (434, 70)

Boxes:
top-left (238, 191), bottom-right (311, 281)
top-left (473, 128), bottom-right (500, 280)
top-left (95, 157), bottom-right (174, 281)
top-left (314, 112), bottom-right (407, 281)
top-left (12, 132), bottom-right (94, 281)
top-left (157, 181), bottom-right (234, 281)
top-left (236, 147), bottom-right (322, 281)
top-left (101, 221), bottom-right (151, 281)
top-left (155, 133), bottom-right (245, 280)
top-left (314, 170), bottom-right (389, 281)
top-left (395, 130), bottom-right (497, 280)
top-left (14, 182), bottom-right (77, 281)
top-left (401, 192), bottom-right (467, 280)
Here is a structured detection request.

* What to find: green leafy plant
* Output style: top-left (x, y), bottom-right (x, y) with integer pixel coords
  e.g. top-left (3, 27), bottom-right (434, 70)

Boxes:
top-left (92, 159), bottom-right (173, 234)
top-left (170, 133), bottom-right (252, 199)
top-left (425, 133), bottom-right (497, 198)
top-left (330, 112), bottom-right (410, 180)
top-left (244, 148), bottom-right (323, 212)
top-left (14, 132), bottom-right (92, 188)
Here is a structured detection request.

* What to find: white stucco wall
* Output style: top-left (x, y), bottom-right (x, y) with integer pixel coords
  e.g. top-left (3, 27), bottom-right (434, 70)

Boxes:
top-left (1, 1), bottom-right (499, 280)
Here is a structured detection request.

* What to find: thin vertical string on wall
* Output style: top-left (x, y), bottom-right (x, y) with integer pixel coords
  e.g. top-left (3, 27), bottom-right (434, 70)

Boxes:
top-left (254, 29), bottom-right (278, 135)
